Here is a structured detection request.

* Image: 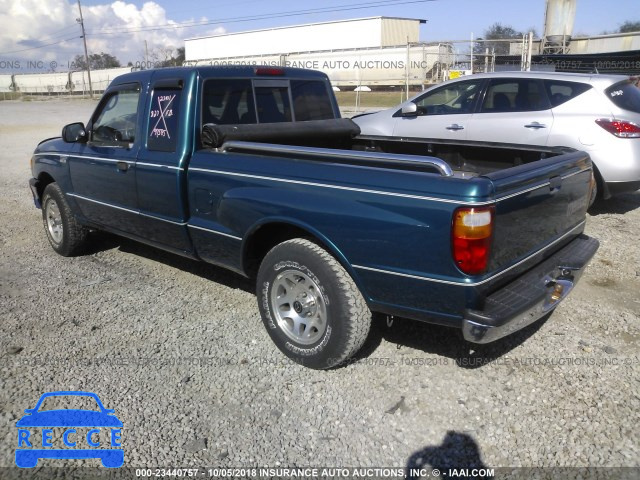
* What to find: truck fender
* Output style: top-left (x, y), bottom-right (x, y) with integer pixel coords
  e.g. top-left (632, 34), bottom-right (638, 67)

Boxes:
top-left (241, 216), bottom-right (371, 303)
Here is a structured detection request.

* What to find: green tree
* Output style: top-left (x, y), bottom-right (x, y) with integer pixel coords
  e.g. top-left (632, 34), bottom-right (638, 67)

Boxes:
top-left (152, 47), bottom-right (185, 68)
top-left (618, 21), bottom-right (640, 33)
top-left (475, 23), bottom-right (526, 56)
top-left (71, 52), bottom-right (121, 70)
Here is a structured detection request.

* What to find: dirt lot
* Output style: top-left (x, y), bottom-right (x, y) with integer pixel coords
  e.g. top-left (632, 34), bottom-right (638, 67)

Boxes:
top-left (0, 98), bottom-right (639, 475)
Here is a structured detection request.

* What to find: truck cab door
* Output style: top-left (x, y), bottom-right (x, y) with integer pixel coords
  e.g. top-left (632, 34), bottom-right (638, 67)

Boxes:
top-left (134, 73), bottom-right (193, 253)
top-left (68, 83), bottom-right (141, 232)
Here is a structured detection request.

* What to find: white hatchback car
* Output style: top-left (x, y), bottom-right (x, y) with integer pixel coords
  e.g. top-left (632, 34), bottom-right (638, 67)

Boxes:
top-left (353, 72), bottom-right (640, 200)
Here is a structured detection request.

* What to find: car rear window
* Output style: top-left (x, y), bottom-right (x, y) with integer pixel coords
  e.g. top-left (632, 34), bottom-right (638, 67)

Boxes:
top-left (606, 80), bottom-right (640, 114)
top-left (39, 396), bottom-right (100, 412)
top-left (543, 80), bottom-right (592, 107)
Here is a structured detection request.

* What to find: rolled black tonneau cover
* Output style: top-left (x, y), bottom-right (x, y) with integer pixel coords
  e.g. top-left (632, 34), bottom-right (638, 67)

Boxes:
top-left (201, 118), bottom-right (361, 149)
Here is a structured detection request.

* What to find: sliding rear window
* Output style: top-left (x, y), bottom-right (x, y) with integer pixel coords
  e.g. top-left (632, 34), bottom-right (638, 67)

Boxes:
top-left (606, 80), bottom-right (640, 114)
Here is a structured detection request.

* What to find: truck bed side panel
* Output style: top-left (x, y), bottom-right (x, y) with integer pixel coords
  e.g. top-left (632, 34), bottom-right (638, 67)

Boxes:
top-left (186, 150), bottom-right (494, 324)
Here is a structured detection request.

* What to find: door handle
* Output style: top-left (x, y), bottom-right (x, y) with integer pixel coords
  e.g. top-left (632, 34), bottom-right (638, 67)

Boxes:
top-left (116, 161), bottom-right (129, 172)
top-left (524, 122), bottom-right (547, 129)
top-left (446, 124), bottom-right (464, 131)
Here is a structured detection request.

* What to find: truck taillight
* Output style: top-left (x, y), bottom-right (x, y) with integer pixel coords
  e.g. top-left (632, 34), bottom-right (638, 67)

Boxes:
top-left (452, 207), bottom-right (494, 275)
top-left (255, 67), bottom-right (285, 76)
top-left (595, 118), bottom-right (640, 138)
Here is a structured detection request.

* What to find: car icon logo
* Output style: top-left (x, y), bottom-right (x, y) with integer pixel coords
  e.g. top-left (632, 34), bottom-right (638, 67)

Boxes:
top-left (15, 391), bottom-right (123, 468)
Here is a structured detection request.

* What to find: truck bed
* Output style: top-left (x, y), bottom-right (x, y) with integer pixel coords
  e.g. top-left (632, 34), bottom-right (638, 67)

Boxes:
top-left (201, 119), bottom-right (578, 178)
top-left (194, 119), bottom-right (593, 304)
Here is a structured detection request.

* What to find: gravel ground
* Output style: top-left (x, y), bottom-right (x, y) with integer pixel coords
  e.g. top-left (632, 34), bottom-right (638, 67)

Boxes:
top-left (0, 98), bottom-right (639, 475)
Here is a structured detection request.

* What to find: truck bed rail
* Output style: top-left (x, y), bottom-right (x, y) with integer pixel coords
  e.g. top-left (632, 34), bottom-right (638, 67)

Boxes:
top-left (219, 141), bottom-right (454, 177)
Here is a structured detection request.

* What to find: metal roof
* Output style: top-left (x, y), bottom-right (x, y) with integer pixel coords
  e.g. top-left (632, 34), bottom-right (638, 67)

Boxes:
top-left (184, 16), bottom-right (426, 42)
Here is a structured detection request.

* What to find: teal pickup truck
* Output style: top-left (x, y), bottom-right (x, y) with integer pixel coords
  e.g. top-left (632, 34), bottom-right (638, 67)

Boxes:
top-left (29, 66), bottom-right (598, 369)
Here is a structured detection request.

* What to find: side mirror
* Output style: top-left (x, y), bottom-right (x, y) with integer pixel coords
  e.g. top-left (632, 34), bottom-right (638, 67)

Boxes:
top-left (401, 102), bottom-right (418, 117)
top-left (62, 122), bottom-right (87, 143)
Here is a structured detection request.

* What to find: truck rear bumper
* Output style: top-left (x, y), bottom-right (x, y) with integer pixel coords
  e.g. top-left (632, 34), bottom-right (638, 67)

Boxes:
top-left (463, 234), bottom-right (599, 344)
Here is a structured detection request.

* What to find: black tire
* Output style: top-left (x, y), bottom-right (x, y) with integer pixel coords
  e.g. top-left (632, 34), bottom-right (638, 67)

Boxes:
top-left (588, 171), bottom-right (598, 208)
top-left (588, 167), bottom-right (604, 208)
top-left (257, 238), bottom-right (371, 369)
top-left (42, 183), bottom-right (89, 256)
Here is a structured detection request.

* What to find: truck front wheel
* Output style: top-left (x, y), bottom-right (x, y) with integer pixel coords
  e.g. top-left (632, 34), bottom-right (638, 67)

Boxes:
top-left (256, 238), bottom-right (371, 369)
top-left (42, 183), bottom-right (89, 256)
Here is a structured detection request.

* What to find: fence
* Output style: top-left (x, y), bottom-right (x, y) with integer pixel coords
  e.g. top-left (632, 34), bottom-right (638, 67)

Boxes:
top-left (443, 36), bottom-right (640, 77)
top-left (0, 67), bottom-right (133, 100)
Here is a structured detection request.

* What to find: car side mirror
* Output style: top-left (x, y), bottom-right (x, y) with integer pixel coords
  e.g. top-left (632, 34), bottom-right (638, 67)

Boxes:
top-left (401, 102), bottom-right (418, 117)
top-left (62, 122), bottom-right (87, 143)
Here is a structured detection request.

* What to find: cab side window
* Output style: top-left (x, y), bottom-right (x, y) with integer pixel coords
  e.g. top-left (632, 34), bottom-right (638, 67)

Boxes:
top-left (91, 86), bottom-right (140, 146)
top-left (148, 88), bottom-right (181, 152)
top-left (412, 80), bottom-right (483, 116)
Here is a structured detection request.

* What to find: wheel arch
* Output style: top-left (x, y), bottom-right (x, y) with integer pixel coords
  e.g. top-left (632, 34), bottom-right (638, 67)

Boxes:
top-left (241, 219), bottom-right (370, 301)
top-left (36, 171), bottom-right (56, 199)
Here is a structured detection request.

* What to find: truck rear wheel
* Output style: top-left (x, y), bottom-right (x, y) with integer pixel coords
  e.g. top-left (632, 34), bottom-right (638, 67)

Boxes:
top-left (256, 238), bottom-right (371, 369)
top-left (42, 183), bottom-right (89, 256)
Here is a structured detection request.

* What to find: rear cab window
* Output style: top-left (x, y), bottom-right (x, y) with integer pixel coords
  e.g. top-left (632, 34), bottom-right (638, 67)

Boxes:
top-left (201, 77), bottom-right (335, 126)
top-left (291, 80), bottom-right (335, 121)
top-left (606, 80), bottom-right (640, 114)
top-left (254, 82), bottom-right (292, 123)
top-left (202, 79), bottom-right (256, 125)
top-left (543, 80), bottom-right (592, 108)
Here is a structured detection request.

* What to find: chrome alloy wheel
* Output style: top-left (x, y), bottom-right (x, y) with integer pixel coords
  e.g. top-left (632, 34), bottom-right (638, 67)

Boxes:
top-left (45, 197), bottom-right (63, 245)
top-left (270, 269), bottom-right (327, 345)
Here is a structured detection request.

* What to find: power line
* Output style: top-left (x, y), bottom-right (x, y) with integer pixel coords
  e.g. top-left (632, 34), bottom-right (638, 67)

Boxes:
top-left (0, 36), bottom-right (78, 55)
top-left (42, 24), bottom-right (78, 37)
top-left (88, 0), bottom-right (434, 36)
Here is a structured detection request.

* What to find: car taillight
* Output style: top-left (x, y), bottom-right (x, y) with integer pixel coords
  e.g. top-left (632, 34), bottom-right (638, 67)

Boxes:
top-left (452, 207), bottom-right (494, 275)
top-left (595, 118), bottom-right (640, 138)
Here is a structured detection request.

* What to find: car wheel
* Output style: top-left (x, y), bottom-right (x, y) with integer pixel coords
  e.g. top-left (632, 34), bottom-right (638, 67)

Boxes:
top-left (101, 450), bottom-right (124, 468)
top-left (42, 183), bottom-right (89, 256)
top-left (257, 238), bottom-right (371, 369)
top-left (15, 450), bottom-right (38, 468)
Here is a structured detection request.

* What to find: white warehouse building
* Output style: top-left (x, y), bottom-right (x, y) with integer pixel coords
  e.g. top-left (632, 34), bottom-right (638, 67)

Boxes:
top-left (184, 17), bottom-right (456, 88)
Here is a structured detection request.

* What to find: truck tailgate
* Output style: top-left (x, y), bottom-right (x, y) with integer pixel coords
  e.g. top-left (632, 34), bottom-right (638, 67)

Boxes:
top-left (484, 150), bottom-right (593, 273)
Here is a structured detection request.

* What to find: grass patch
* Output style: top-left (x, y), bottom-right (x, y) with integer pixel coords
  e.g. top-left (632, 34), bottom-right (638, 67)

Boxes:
top-left (335, 91), bottom-right (409, 110)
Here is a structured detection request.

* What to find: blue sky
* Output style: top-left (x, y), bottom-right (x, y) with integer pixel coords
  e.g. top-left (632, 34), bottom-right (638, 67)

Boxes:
top-left (80, 0), bottom-right (640, 41)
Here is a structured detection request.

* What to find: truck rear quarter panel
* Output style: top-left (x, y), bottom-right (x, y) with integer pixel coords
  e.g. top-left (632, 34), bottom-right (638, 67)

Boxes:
top-left (186, 150), bottom-right (498, 326)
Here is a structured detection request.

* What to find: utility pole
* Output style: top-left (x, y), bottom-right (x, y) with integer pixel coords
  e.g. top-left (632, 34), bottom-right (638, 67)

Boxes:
top-left (77, 0), bottom-right (93, 98)
top-left (470, 32), bottom-right (474, 74)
